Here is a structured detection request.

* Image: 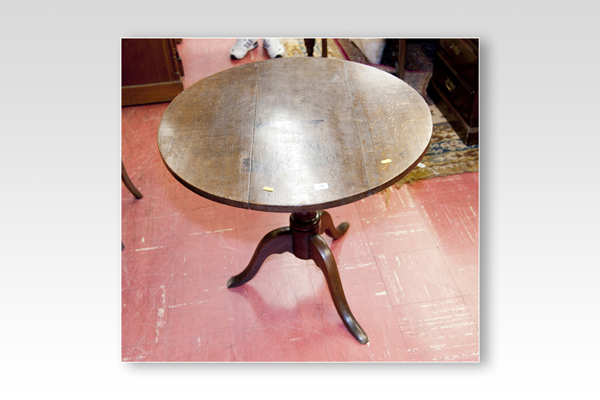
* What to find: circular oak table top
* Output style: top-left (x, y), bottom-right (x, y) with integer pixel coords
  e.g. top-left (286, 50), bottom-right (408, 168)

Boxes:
top-left (158, 57), bottom-right (432, 213)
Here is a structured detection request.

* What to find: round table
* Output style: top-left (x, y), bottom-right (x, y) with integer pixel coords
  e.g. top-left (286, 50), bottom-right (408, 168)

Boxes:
top-left (158, 57), bottom-right (432, 344)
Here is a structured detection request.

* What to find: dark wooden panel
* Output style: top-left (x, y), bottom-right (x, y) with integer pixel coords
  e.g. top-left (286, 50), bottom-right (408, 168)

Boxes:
top-left (428, 38), bottom-right (479, 145)
top-left (438, 39), bottom-right (478, 89)
top-left (428, 82), bottom-right (478, 145)
top-left (122, 39), bottom-right (177, 86)
top-left (121, 39), bottom-right (184, 106)
top-left (431, 52), bottom-right (477, 125)
top-left (122, 81), bottom-right (184, 107)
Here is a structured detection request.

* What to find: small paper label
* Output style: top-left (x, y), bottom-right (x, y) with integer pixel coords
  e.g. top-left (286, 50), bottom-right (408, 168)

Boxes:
top-left (263, 186), bottom-right (274, 192)
top-left (314, 183), bottom-right (329, 190)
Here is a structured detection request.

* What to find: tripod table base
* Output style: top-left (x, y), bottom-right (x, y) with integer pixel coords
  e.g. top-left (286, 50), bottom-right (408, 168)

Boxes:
top-left (227, 210), bottom-right (369, 344)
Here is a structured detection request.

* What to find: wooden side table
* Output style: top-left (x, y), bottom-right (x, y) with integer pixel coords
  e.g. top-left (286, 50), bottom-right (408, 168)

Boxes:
top-left (157, 57), bottom-right (432, 344)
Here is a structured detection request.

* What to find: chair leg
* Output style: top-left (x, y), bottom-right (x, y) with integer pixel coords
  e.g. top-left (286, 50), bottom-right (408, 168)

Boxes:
top-left (304, 38), bottom-right (315, 57)
top-left (397, 39), bottom-right (406, 80)
top-left (304, 39), bottom-right (327, 58)
top-left (122, 160), bottom-right (143, 199)
top-left (121, 160), bottom-right (142, 251)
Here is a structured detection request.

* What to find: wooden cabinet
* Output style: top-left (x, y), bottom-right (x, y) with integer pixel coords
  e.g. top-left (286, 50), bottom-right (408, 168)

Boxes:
top-left (427, 39), bottom-right (479, 145)
top-left (121, 39), bottom-right (184, 107)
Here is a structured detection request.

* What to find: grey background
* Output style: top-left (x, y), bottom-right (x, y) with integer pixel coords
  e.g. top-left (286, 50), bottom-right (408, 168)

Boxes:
top-left (1, 0), bottom-right (598, 398)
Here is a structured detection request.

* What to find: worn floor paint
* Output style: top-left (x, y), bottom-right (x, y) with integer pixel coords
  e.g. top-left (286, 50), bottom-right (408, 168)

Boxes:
top-left (121, 39), bottom-right (479, 362)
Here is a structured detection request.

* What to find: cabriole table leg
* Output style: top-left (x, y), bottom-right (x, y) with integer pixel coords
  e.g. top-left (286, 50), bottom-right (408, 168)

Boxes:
top-left (318, 210), bottom-right (349, 239)
top-left (226, 227), bottom-right (293, 288)
top-left (309, 233), bottom-right (369, 344)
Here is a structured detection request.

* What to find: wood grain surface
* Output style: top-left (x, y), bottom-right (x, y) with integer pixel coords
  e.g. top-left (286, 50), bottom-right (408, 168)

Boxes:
top-left (158, 58), bottom-right (432, 212)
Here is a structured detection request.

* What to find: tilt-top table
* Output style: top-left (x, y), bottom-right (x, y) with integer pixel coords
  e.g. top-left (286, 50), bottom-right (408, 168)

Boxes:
top-left (157, 57), bottom-right (432, 344)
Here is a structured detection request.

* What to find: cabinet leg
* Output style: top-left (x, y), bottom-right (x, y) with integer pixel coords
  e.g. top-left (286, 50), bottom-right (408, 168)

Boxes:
top-left (122, 160), bottom-right (143, 199)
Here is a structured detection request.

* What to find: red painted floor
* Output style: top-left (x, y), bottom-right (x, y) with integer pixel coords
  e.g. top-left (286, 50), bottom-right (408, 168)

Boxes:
top-left (121, 39), bottom-right (479, 362)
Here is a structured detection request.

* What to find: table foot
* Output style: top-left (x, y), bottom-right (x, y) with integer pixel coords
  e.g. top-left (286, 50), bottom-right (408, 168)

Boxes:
top-left (227, 227), bottom-right (293, 288)
top-left (309, 234), bottom-right (369, 344)
top-left (318, 210), bottom-right (349, 240)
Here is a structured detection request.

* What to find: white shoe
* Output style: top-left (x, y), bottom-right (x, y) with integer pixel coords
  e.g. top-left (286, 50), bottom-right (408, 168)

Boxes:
top-left (262, 39), bottom-right (285, 58)
top-left (230, 39), bottom-right (258, 60)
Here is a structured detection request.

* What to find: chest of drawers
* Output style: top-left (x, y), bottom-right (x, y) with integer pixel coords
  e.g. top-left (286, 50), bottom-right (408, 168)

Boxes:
top-left (427, 39), bottom-right (479, 145)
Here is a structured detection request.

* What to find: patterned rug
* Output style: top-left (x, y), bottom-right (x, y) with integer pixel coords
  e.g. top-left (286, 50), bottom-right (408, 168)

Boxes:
top-left (394, 120), bottom-right (479, 189)
top-left (281, 38), bottom-right (478, 187)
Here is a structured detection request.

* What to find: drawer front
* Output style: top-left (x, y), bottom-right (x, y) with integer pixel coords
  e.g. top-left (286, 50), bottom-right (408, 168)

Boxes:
top-left (432, 57), bottom-right (476, 122)
top-left (439, 39), bottom-right (478, 87)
